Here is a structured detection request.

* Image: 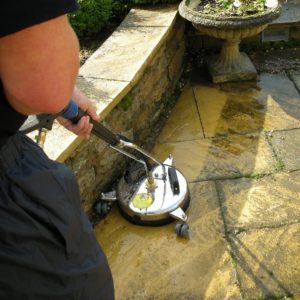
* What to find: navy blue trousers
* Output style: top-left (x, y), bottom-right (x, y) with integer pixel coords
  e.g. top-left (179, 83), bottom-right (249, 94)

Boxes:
top-left (0, 133), bottom-right (114, 299)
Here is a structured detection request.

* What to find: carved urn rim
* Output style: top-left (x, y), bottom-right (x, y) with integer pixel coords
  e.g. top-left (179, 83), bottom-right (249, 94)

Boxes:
top-left (179, 0), bottom-right (281, 29)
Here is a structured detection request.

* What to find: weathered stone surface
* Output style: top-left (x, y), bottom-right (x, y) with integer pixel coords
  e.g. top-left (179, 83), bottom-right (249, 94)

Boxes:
top-left (152, 134), bottom-right (276, 182)
top-left (121, 5), bottom-right (178, 27)
top-left (291, 25), bottom-right (300, 39)
top-left (207, 52), bottom-right (257, 84)
top-left (269, 129), bottom-right (300, 171)
top-left (271, 1), bottom-right (300, 24)
top-left (77, 167), bottom-right (96, 196)
top-left (230, 224), bottom-right (300, 298)
top-left (217, 171), bottom-right (300, 230)
top-left (76, 76), bottom-right (130, 117)
top-left (165, 17), bottom-right (185, 61)
top-left (194, 74), bottom-right (300, 138)
top-left (168, 40), bottom-right (185, 81)
top-left (290, 72), bottom-right (300, 92)
top-left (157, 84), bottom-right (204, 143)
top-left (80, 25), bottom-right (174, 83)
top-left (96, 181), bottom-right (240, 300)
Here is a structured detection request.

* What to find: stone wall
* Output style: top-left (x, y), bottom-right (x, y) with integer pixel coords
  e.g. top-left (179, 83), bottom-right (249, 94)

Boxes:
top-left (65, 17), bottom-right (185, 214)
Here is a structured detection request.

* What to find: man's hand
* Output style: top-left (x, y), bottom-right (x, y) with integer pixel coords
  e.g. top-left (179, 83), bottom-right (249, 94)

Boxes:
top-left (57, 87), bottom-right (100, 139)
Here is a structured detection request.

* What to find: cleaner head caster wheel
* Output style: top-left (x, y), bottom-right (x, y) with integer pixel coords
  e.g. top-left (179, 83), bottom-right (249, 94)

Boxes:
top-left (94, 201), bottom-right (110, 218)
top-left (175, 222), bottom-right (189, 238)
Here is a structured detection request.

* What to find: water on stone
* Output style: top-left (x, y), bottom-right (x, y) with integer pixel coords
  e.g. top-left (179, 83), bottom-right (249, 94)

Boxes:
top-left (95, 72), bottom-right (300, 299)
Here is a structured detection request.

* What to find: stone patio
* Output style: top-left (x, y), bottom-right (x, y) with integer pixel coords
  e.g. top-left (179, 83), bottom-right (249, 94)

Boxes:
top-left (95, 70), bottom-right (300, 299)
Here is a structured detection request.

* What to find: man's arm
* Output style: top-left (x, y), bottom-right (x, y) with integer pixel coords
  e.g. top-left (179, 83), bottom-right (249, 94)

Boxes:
top-left (0, 15), bottom-right (99, 138)
top-left (0, 15), bottom-right (79, 115)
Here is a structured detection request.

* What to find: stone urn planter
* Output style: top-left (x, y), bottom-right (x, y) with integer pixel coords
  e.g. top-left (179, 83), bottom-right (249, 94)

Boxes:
top-left (179, 0), bottom-right (281, 83)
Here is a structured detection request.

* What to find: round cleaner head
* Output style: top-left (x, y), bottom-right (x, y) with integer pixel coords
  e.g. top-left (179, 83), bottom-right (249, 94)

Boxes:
top-left (116, 156), bottom-right (190, 226)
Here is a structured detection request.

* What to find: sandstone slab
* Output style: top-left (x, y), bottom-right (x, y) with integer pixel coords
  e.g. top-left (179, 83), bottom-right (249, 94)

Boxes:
top-left (95, 181), bottom-right (240, 300)
top-left (157, 84), bottom-right (204, 143)
top-left (121, 6), bottom-right (178, 27)
top-left (76, 76), bottom-right (130, 118)
top-left (193, 74), bottom-right (300, 138)
top-left (269, 129), bottom-right (300, 171)
top-left (80, 25), bottom-right (174, 84)
top-left (152, 134), bottom-right (276, 182)
top-left (217, 171), bottom-right (300, 231)
top-left (230, 224), bottom-right (300, 299)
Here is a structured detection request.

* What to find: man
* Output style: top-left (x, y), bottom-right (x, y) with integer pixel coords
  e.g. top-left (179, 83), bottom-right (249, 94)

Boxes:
top-left (0, 1), bottom-right (114, 299)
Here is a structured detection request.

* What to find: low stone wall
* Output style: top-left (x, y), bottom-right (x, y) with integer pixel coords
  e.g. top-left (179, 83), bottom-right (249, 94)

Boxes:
top-left (65, 16), bottom-right (185, 214)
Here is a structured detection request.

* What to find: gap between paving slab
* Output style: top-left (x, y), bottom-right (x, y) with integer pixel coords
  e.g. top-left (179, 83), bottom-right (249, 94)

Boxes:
top-left (29, 5), bottom-right (179, 162)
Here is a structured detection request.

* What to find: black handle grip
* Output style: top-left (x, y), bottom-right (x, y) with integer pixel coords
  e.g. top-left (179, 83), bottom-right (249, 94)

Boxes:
top-left (62, 100), bottom-right (120, 146)
top-left (74, 108), bottom-right (120, 146)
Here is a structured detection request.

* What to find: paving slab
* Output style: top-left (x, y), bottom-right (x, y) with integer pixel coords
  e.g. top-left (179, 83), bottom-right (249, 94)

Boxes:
top-left (290, 72), bottom-right (300, 92)
top-left (269, 128), bottom-right (300, 171)
top-left (152, 134), bottom-right (276, 182)
top-left (95, 181), bottom-right (240, 300)
top-left (76, 76), bottom-right (130, 116)
top-left (80, 25), bottom-right (173, 84)
top-left (157, 84), bottom-right (204, 143)
top-left (272, 0), bottom-right (300, 24)
top-left (230, 224), bottom-right (300, 299)
top-left (193, 74), bottom-right (300, 138)
top-left (217, 171), bottom-right (300, 231)
top-left (121, 6), bottom-right (178, 27)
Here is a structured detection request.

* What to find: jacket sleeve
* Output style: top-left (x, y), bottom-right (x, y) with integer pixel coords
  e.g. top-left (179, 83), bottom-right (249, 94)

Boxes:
top-left (0, 0), bottom-right (79, 37)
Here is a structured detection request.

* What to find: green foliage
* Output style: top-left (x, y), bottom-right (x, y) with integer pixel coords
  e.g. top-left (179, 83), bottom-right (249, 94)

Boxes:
top-left (111, 0), bottom-right (131, 21)
top-left (120, 95), bottom-right (134, 111)
top-left (203, 0), bottom-right (267, 16)
top-left (274, 160), bottom-right (285, 172)
top-left (69, 0), bottom-right (113, 37)
top-left (130, 0), bottom-right (179, 4)
top-left (111, 0), bottom-right (179, 21)
top-left (69, 0), bottom-right (180, 37)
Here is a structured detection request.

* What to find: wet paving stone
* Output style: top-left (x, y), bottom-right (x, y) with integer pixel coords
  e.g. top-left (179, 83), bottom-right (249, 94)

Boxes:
top-left (193, 74), bottom-right (300, 138)
top-left (290, 72), bottom-right (300, 92)
top-left (229, 224), bottom-right (300, 299)
top-left (158, 84), bottom-right (204, 143)
top-left (217, 171), bottom-right (300, 231)
top-left (152, 134), bottom-right (276, 182)
top-left (94, 68), bottom-right (300, 299)
top-left (269, 129), bottom-right (300, 171)
top-left (95, 182), bottom-right (241, 300)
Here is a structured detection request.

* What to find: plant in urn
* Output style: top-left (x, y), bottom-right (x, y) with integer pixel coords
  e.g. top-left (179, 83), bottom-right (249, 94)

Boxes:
top-left (179, 0), bottom-right (281, 83)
